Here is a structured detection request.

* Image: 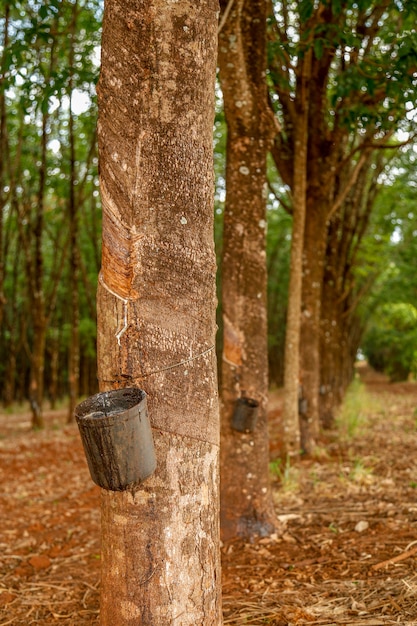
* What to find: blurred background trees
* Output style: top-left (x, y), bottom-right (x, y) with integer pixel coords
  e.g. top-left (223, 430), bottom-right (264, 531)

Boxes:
top-left (0, 0), bottom-right (101, 425)
top-left (1, 0), bottom-right (417, 448)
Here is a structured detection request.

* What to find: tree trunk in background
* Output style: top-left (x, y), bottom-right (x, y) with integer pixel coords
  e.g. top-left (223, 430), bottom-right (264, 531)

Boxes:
top-left (218, 0), bottom-right (278, 541)
top-left (97, 1), bottom-right (221, 623)
top-left (28, 110), bottom-right (48, 429)
top-left (67, 1), bottom-right (80, 422)
top-left (298, 197), bottom-right (328, 452)
top-left (269, 3), bottom-right (401, 453)
top-left (26, 14), bottom-right (61, 427)
top-left (48, 329), bottom-right (60, 410)
top-left (0, 4), bottom-right (9, 328)
top-left (319, 152), bottom-right (382, 424)
top-left (268, 5), bottom-right (335, 456)
top-left (2, 228), bottom-right (23, 407)
top-left (282, 49), bottom-right (311, 456)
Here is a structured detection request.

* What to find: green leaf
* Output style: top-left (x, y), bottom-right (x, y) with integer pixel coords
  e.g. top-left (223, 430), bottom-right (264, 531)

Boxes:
top-left (313, 38), bottom-right (324, 60)
top-left (39, 5), bottom-right (48, 20)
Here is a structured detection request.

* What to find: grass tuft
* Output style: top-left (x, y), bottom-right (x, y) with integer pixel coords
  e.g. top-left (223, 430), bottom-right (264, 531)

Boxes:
top-left (335, 377), bottom-right (374, 440)
top-left (269, 456), bottom-right (300, 492)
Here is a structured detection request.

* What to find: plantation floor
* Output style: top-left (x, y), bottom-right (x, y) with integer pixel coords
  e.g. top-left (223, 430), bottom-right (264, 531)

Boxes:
top-left (1, 365), bottom-right (417, 625)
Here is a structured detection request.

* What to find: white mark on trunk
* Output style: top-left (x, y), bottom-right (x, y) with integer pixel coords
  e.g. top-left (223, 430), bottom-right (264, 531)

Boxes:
top-left (239, 165), bottom-right (250, 175)
top-left (99, 272), bottom-right (128, 346)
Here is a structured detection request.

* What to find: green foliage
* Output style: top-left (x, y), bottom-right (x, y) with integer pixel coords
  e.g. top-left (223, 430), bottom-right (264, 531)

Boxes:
top-left (269, 456), bottom-right (300, 492)
top-left (270, 1), bottom-right (417, 134)
top-left (355, 145), bottom-right (417, 383)
top-left (362, 303), bottom-right (417, 382)
top-left (0, 0), bottom-right (103, 405)
top-left (2, 0), bottom-right (417, 410)
top-left (266, 177), bottom-right (292, 386)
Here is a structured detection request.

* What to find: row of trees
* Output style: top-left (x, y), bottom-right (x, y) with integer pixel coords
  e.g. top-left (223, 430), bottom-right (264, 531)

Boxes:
top-left (94, 1), bottom-right (417, 622)
top-left (2, 0), bottom-right (416, 431)
top-left (268, 0), bottom-right (417, 454)
top-left (216, 0), bottom-right (417, 541)
top-left (3, 0), bottom-right (417, 622)
top-left (0, 0), bottom-right (101, 425)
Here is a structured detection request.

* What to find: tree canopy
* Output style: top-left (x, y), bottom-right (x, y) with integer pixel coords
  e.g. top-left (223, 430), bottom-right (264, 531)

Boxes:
top-left (1, 0), bottom-right (417, 436)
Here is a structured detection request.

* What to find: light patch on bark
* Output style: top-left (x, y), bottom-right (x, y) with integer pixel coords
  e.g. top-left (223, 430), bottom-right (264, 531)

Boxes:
top-left (223, 314), bottom-right (244, 366)
top-left (162, 443), bottom-right (219, 624)
top-left (121, 601), bottom-right (142, 620)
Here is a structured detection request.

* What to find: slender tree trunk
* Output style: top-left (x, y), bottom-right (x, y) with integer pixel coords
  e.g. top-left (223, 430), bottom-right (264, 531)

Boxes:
top-left (281, 160), bottom-right (305, 454)
top-left (319, 296), bottom-right (345, 428)
top-left (67, 1), bottom-right (80, 422)
top-left (3, 224), bottom-right (22, 406)
top-left (281, 77), bottom-right (311, 454)
top-left (29, 109), bottom-right (48, 428)
top-left (3, 350), bottom-right (16, 406)
top-left (48, 329), bottom-right (60, 410)
top-left (0, 4), bottom-right (9, 328)
top-left (298, 200), bottom-right (328, 453)
top-left (97, 1), bottom-right (221, 623)
top-left (218, 0), bottom-right (278, 541)
top-left (319, 153), bottom-right (383, 424)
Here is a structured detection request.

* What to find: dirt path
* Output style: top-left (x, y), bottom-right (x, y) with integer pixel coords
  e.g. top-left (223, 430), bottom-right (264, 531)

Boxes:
top-left (1, 369), bottom-right (417, 625)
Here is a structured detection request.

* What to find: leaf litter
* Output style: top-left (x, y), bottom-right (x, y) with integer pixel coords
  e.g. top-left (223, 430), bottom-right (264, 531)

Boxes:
top-left (1, 365), bottom-right (417, 624)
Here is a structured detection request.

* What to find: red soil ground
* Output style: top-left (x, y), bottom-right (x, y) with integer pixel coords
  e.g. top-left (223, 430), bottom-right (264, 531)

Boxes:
top-left (1, 366), bottom-right (417, 624)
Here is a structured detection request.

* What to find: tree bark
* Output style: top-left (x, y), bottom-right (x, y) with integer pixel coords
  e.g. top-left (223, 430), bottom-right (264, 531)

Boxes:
top-left (298, 197), bottom-right (328, 452)
top-left (28, 109), bottom-right (48, 429)
top-left (97, 1), bottom-right (221, 624)
top-left (282, 46), bottom-right (312, 456)
top-left (67, 1), bottom-right (80, 423)
top-left (319, 153), bottom-right (384, 424)
top-left (218, 0), bottom-right (278, 541)
top-left (0, 3), bottom-right (9, 329)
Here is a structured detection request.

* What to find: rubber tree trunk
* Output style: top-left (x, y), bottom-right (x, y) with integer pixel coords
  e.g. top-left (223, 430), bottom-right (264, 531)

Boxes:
top-left (319, 156), bottom-right (380, 426)
top-left (298, 199), bottom-right (328, 453)
top-left (96, 1), bottom-right (221, 624)
top-left (281, 47), bottom-right (311, 455)
top-left (218, 0), bottom-right (278, 541)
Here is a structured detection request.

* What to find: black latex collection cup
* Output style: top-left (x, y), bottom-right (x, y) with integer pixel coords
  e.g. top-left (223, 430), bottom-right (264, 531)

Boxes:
top-left (231, 396), bottom-right (259, 433)
top-left (75, 387), bottom-right (156, 491)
